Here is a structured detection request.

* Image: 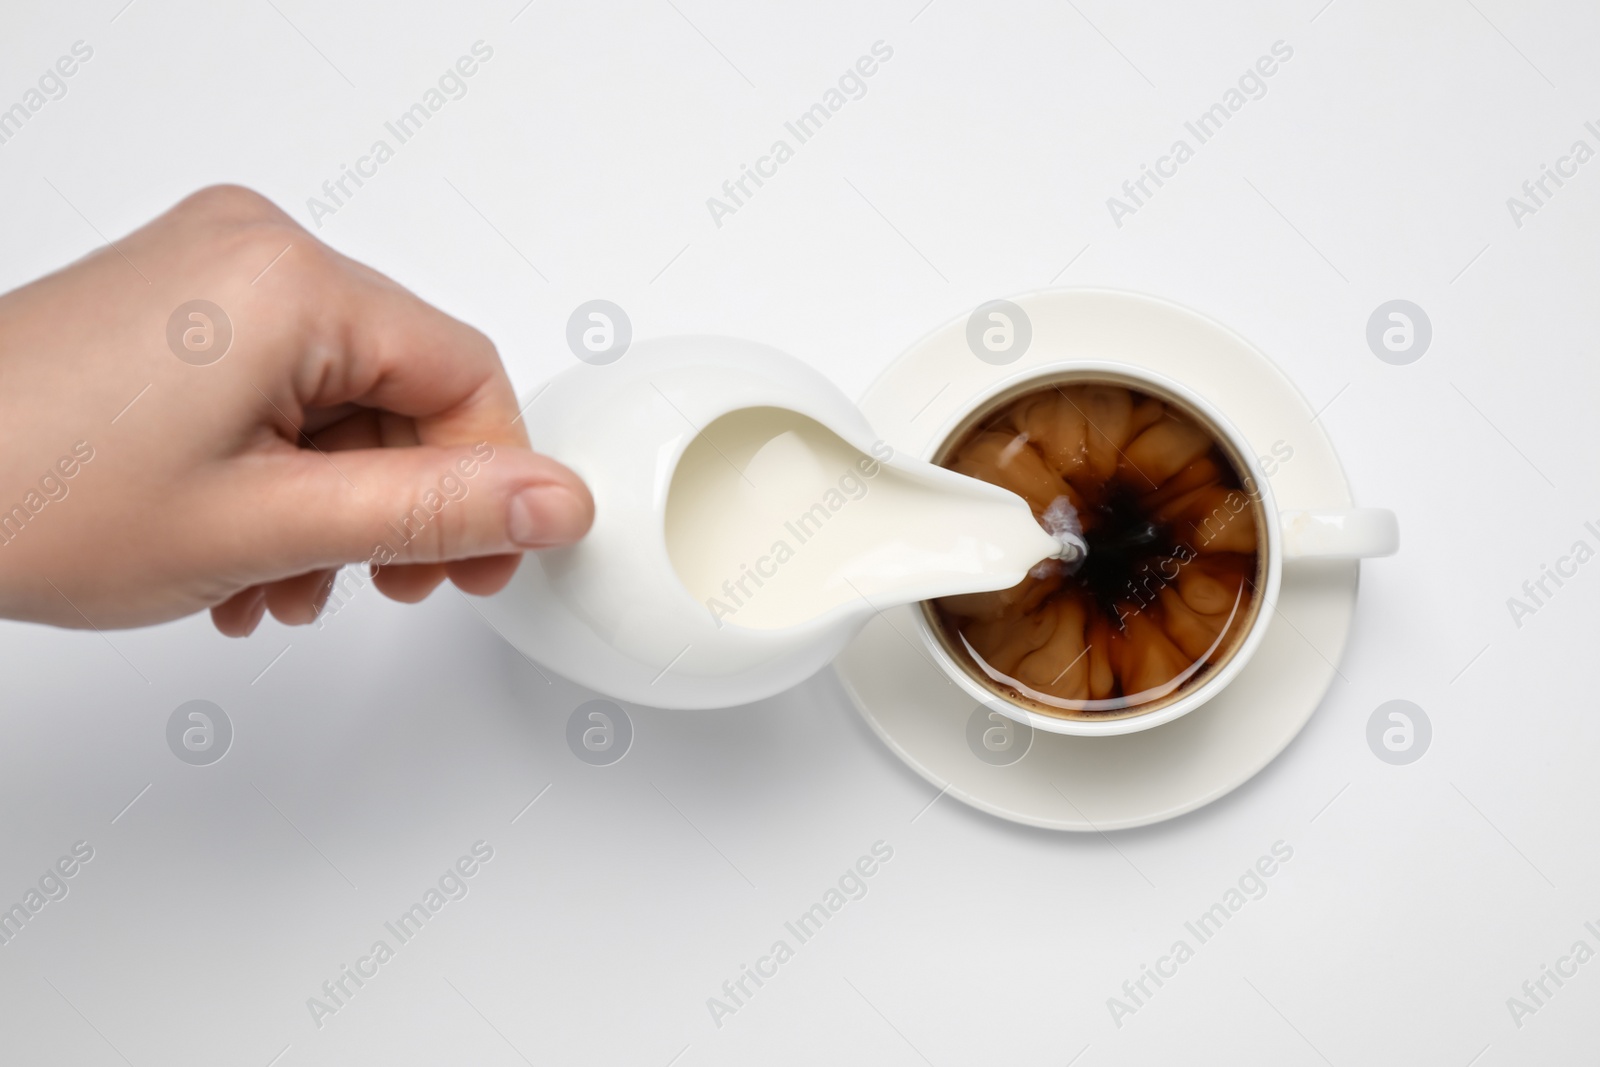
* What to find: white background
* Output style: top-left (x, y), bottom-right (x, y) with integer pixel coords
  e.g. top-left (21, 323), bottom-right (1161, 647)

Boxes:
top-left (1, 0), bottom-right (1597, 1064)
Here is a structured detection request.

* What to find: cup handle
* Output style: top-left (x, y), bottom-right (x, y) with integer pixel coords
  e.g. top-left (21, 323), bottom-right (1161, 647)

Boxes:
top-left (1280, 509), bottom-right (1399, 560)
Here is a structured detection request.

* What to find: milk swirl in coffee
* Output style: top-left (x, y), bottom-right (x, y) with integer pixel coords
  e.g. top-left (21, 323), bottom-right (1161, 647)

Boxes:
top-left (928, 380), bottom-right (1264, 720)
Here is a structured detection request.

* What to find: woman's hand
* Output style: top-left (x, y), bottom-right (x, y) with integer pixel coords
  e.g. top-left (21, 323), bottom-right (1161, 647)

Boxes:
top-left (0, 185), bottom-right (592, 635)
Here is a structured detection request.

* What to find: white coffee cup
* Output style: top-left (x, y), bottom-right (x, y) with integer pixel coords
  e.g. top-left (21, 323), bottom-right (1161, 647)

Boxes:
top-left (912, 360), bottom-right (1397, 738)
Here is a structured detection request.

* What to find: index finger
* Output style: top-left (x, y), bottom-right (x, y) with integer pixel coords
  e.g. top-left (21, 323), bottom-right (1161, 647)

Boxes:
top-left (269, 243), bottom-right (529, 449)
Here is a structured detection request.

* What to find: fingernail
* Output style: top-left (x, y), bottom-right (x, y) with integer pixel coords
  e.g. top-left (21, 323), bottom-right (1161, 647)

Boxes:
top-left (508, 485), bottom-right (588, 548)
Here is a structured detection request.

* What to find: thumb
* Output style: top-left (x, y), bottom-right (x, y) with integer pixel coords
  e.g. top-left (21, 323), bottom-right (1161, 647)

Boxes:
top-left (233, 441), bottom-right (594, 572)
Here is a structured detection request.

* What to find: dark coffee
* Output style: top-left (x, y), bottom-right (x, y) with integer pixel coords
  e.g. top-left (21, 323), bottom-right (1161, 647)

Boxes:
top-left (926, 378), bottom-right (1264, 720)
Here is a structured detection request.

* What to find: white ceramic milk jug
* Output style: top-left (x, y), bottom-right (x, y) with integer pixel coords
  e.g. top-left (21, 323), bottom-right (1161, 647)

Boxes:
top-left (478, 335), bottom-right (1068, 709)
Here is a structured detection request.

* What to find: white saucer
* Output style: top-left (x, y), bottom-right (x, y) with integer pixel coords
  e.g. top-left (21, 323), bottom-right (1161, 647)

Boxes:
top-left (833, 289), bottom-right (1362, 831)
